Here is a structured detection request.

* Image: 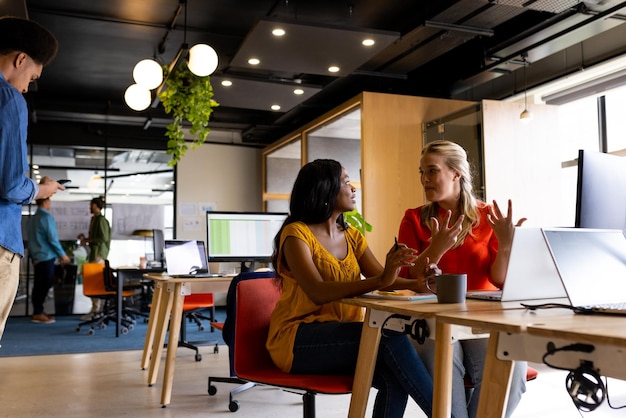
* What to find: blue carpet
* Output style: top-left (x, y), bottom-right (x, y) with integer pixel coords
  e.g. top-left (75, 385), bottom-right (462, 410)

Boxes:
top-left (0, 308), bottom-right (225, 357)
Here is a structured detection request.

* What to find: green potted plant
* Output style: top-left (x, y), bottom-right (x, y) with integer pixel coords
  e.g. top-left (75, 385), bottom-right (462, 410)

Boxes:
top-left (158, 64), bottom-right (219, 166)
top-left (344, 209), bottom-right (372, 236)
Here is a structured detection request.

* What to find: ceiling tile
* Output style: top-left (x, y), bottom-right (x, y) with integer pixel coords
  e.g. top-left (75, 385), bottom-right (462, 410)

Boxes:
top-left (230, 19), bottom-right (400, 77)
top-left (211, 75), bottom-right (321, 112)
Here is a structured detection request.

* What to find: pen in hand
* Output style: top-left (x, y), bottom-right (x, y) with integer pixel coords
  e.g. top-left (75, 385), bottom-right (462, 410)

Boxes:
top-left (394, 236), bottom-right (399, 250)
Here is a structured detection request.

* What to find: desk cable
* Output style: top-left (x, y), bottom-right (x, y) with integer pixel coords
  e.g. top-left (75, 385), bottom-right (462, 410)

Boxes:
top-left (520, 302), bottom-right (594, 314)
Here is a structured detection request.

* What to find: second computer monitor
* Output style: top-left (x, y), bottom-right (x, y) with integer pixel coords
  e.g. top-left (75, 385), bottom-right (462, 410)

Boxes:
top-left (206, 211), bottom-right (287, 272)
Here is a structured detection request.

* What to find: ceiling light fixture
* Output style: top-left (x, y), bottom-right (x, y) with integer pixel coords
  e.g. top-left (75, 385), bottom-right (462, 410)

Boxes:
top-left (520, 53), bottom-right (533, 122)
top-left (293, 88), bottom-right (304, 95)
top-left (272, 28), bottom-right (285, 36)
top-left (362, 39), bottom-right (375, 46)
top-left (221, 80), bottom-right (232, 87)
top-left (248, 58), bottom-right (260, 65)
top-left (328, 66), bottom-right (340, 73)
top-left (270, 104), bottom-right (281, 111)
top-left (124, 0), bottom-right (218, 112)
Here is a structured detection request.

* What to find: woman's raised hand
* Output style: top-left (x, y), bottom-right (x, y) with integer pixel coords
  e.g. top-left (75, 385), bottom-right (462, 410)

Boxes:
top-left (429, 210), bottom-right (464, 254)
top-left (487, 199), bottom-right (527, 248)
top-left (380, 241), bottom-right (418, 288)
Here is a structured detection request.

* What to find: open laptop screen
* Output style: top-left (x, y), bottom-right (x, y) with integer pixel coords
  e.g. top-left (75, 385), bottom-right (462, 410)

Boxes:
top-left (542, 228), bottom-right (626, 307)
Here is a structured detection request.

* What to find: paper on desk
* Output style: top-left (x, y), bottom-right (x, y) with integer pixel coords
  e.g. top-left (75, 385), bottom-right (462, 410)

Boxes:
top-left (360, 289), bottom-right (437, 301)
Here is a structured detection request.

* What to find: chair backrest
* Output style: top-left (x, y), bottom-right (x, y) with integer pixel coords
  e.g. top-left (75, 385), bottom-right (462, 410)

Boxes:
top-left (82, 263), bottom-right (107, 297)
top-left (222, 270), bottom-right (275, 376)
top-left (233, 277), bottom-right (281, 376)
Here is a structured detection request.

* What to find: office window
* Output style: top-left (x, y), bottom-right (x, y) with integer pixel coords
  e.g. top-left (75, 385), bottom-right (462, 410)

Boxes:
top-left (604, 85), bottom-right (626, 153)
top-left (557, 95), bottom-right (600, 161)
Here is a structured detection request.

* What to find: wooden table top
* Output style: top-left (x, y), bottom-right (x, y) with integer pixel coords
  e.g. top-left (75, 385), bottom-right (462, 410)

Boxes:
top-left (341, 296), bottom-right (533, 319)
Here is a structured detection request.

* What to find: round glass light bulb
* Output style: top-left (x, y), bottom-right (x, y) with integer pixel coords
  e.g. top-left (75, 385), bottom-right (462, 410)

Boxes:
top-left (188, 44), bottom-right (218, 77)
top-left (124, 84), bottom-right (151, 111)
top-left (133, 59), bottom-right (163, 90)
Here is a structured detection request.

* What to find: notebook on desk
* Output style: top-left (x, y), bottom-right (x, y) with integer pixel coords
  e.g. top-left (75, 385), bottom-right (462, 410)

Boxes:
top-left (163, 240), bottom-right (219, 278)
top-left (542, 228), bottom-right (626, 315)
top-left (466, 227), bottom-right (567, 302)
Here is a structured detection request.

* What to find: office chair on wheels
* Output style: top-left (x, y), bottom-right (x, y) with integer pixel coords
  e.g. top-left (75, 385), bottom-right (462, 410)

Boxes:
top-left (179, 293), bottom-right (219, 361)
top-left (76, 263), bottom-right (137, 335)
top-left (209, 273), bottom-right (353, 416)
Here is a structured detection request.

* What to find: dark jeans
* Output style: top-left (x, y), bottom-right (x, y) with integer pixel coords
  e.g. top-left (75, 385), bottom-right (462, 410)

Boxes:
top-left (32, 259), bottom-right (56, 315)
top-left (290, 321), bottom-right (437, 418)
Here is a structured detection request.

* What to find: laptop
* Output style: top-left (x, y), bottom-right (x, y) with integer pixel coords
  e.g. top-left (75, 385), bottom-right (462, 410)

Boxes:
top-left (163, 240), bottom-right (218, 278)
top-left (542, 228), bottom-right (626, 314)
top-left (467, 227), bottom-right (567, 301)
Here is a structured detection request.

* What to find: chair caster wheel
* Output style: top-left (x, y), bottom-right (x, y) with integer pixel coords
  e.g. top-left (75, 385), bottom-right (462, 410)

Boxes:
top-left (75, 326), bottom-right (81, 332)
top-left (229, 400), bottom-right (240, 412)
top-left (208, 385), bottom-right (217, 395)
top-left (213, 345), bottom-right (219, 354)
top-left (195, 353), bottom-right (202, 362)
top-left (87, 329), bottom-right (95, 335)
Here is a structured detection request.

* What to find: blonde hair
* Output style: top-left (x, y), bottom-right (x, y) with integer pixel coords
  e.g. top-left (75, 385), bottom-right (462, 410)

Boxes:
top-left (419, 140), bottom-right (480, 247)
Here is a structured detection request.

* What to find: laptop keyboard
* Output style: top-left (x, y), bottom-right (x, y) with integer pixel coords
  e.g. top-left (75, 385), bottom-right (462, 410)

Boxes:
top-left (588, 302), bottom-right (626, 313)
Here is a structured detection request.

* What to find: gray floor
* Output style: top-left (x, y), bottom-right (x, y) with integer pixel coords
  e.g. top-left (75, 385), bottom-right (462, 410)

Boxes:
top-left (0, 345), bottom-right (625, 417)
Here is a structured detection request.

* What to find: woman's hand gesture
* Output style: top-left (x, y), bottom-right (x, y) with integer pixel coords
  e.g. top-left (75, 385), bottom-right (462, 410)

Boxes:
top-left (380, 241), bottom-right (417, 288)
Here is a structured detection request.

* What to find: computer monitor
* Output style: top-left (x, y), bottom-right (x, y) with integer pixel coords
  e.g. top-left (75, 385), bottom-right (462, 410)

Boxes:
top-left (152, 229), bottom-right (165, 266)
top-left (206, 211), bottom-right (287, 273)
top-left (575, 149), bottom-right (626, 231)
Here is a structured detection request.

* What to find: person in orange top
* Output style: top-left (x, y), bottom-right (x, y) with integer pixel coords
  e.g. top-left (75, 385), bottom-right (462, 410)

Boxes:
top-left (398, 140), bottom-right (527, 418)
top-left (267, 159), bottom-right (441, 418)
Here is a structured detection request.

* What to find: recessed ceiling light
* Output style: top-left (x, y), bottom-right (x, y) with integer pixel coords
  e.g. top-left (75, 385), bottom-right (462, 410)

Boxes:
top-left (32, 164), bottom-right (39, 169)
top-left (33, 169), bottom-right (40, 174)
top-left (293, 88), bottom-right (304, 95)
top-left (362, 39), bottom-right (375, 46)
top-left (221, 80), bottom-right (233, 87)
top-left (272, 28), bottom-right (285, 36)
top-left (270, 104), bottom-right (281, 111)
top-left (248, 58), bottom-right (260, 65)
top-left (328, 66), bottom-right (340, 73)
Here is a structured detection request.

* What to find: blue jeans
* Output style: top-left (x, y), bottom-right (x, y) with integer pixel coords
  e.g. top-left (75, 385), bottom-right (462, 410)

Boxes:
top-left (291, 321), bottom-right (436, 418)
top-left (412, 338), bottom-right (526, 418)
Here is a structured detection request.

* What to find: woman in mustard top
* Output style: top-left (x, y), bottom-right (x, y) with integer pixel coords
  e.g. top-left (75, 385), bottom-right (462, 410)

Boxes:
top-left (266, 159), bottom-right (441, 418)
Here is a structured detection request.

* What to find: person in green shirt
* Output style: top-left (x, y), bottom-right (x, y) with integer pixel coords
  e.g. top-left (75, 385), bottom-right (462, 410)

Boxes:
top-left (77, 196), bottom-right (111, 319)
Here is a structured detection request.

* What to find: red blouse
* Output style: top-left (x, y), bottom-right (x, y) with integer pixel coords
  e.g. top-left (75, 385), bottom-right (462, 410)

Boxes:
top-left (398, 203), bottom-right (500, 291)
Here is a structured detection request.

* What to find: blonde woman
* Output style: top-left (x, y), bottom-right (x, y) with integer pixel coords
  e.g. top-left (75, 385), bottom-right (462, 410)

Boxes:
top-left (398, 140), bottom-right (527, 418)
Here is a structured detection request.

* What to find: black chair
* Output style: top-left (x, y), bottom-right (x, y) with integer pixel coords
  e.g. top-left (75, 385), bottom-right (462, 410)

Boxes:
top-left (103, 260), bottom-right (149, 322)
top-left (207, 270), bottom-right (276, 412)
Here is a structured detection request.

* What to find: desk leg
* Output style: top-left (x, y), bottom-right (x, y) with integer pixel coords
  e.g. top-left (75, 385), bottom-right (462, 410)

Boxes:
top-left (141, 281), bottom-right (163, 370)
top-left (433, 321), bottom-right (454, 418)
top-left (160, 282), bottom-right (185, 407)
top-left (347, 308), bottom-right (382, 418)
top-left (147, 283), bottom-right (175, 386)
top-left (476, 331), bottom-right (513, 418)
top-left (116, 271), bottom-right (123, 337)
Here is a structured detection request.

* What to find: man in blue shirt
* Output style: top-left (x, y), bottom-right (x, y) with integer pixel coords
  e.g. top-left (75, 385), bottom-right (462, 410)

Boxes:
top-left (0, 17), bottom-right (64, 339)
top-left (28, 197), bottom-right (70, 323)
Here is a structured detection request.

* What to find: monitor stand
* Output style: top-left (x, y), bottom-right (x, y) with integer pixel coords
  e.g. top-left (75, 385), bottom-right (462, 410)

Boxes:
top-left (240, 261), bottom-right (255, 273)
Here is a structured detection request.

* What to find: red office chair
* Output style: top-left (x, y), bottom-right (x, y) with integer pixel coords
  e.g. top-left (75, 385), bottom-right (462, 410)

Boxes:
top-left (232, 278), bottom-right (353, 417)
top-left (179, 293), bottom-right (219, 361)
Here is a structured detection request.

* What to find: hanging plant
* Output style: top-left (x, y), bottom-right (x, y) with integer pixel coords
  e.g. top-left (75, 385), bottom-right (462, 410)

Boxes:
top-left (158, 63), bottom-right (219, 166)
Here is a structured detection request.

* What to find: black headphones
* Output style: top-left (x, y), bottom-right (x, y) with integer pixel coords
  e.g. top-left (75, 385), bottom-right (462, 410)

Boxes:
top-left (543, 342), bottom-right (606, 412)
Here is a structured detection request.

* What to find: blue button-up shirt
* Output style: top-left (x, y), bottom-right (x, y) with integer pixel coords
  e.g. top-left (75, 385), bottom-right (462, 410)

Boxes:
top-left (27, 207), bottom-right (66, 264)
top-left (0, 73), bottom-right (38, 256)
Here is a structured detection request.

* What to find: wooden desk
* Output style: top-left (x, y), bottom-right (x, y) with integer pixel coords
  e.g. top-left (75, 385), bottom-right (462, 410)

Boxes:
top-left (437, 308), bottom-right (626, 418)
top-left (141, 274), bottom-right (234, 406)
top-left (341, 297), bottom-right (527, 418)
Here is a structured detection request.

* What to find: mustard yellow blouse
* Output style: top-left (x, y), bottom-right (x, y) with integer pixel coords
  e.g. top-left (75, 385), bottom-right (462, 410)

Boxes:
top-left (266, 221), bottom-right (367, 372)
